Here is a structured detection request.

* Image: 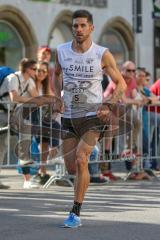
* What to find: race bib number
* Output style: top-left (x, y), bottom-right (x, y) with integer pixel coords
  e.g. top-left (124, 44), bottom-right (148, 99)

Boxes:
top-left (72, 93), bottom-right (87, 105)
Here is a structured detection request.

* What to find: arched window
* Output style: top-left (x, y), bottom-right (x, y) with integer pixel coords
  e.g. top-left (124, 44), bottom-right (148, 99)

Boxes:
top-left (0, 21), bottom-right (24, 68)
top-left (49, 27), bottom-right (67, 49)
top-left (49, 22), bottom-right (72, 47)
top-left (49, 23), bottom-right (72, 64)
top-left (100, 29), bottom-right (128, 65)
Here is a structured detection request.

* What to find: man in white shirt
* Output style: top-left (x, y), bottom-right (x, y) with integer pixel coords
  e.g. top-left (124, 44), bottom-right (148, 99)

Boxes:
top-left (54, 9), bottom-right (127, 228)
top-left (0, 58), bottom-right (39, 188)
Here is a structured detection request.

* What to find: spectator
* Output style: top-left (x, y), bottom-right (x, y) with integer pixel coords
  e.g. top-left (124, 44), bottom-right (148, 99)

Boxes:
top-left (2, 58), bottom-right (45, 189)
top-left (89, 144), bottom-right (109, 183)
top-left (106, 61), bottom-right (151, 180)
top-left (122, 67), bottom-right (155, 180)
top-left (37, 46), bottom-right (52, 63)
top-left (121, 61), bottom-right (142, 163)
top-left (145, 71), bottom-right (151, 88)
top-left (136, 68), bottom-right (160, 173)
top-left (135, 68), bottom-right (153, 169)
top-left (0, 117), bottom-right (10, 189)
top-left (0, 77), bottom-right (10, 188)
top-left (149, 78), bottom-right (160, 170)
top-left (102, 61), bottom-right (143, 177)
top-left (101, 75), bottom-right (121, 181)
top-left (37, 46), bottom-right (55, 92)
top-left (30, 61), bottom-right (60, 185)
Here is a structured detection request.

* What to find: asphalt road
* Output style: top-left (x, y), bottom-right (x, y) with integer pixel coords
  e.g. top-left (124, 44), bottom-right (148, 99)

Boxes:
top-left (0, 176), bottom-right (160, 240)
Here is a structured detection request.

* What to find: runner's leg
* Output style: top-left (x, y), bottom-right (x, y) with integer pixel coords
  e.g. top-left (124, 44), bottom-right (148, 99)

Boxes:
top-left (74, 130), bottom-right (100, 203)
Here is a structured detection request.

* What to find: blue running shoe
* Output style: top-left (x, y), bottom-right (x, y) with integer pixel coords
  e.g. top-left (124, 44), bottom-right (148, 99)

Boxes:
top-left (64, 212), bottom-right (82, 228)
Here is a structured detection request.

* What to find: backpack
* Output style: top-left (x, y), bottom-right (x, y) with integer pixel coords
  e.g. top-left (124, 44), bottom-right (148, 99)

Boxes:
top-left (0, 66), bottom-right (29, 99)
top-left (0, 67), bottom-right (29, 113)
top-left (0, 66), bottom-right (15, 88)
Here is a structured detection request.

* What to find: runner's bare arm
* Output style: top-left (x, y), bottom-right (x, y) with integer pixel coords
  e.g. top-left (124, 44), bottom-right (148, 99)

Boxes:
top-left (52, 50), bottom-right (64, 112)
top-left (54, 50), bottom-right (63, 99)
top-left (102, 50), bottom-right (127, 105)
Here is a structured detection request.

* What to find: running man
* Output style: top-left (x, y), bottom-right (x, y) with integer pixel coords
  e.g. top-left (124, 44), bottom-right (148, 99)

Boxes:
top-left (54, 9), bottom-right (127, 228)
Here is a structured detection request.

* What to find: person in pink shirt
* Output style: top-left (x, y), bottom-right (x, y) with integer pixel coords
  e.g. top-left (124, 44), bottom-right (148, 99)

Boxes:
top-left (121, 61), bottom-right (137, 100)
top-left (101, 76), bottom-right (120, 181)
top-left (150, 79), bottom-right (160, 113)
top-left (103, 78), bottom-right (115, 101)
top-left (103, 61), bottom-right (140, 104)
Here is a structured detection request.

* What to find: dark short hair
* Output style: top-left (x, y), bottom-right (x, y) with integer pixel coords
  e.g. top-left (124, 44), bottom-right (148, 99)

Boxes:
top-left (19, 58), bottom-right (36, 73)
top-left (72, 9), bottom-right (93, 24)
top-left (136, 67), bottom-right (146, 75)
top-left (136, 67), bottom-right (146, 72)
top-left (145, 71), bottom-right (151, 77)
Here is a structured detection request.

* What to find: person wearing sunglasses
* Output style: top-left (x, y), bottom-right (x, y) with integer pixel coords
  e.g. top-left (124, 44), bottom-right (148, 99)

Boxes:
top-left (102, 61), bottom-right (145, 178)
top-left (37, 46), bottom-right (55, 93)
top-left (30, 61), bottom-right (60, 185)
top-left (144, 71), bottom-right (151, 88)
top-left (0, 58), bottom-right (44, 189)
top-left (119, 62), bottom-right (151, 179)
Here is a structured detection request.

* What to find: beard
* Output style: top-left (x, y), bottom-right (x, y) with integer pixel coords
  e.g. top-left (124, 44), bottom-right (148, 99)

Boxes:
top-left (73, 32), bottom-right (89, 44)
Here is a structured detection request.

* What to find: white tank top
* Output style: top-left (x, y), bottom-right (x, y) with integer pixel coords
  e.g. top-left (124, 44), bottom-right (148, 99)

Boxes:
top-left (57, 41), bottom-right (107, 118)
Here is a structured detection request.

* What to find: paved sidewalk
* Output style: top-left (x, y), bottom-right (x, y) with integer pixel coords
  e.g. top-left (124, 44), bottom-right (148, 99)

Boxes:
top-left (0, 171), bottom-right (160, 240)
top-left (0, 169), bottom-right (59, 189)
top-left (0, 167), bottom-right (129, 190)
top-left (1, 167), bottom-right (160, 190)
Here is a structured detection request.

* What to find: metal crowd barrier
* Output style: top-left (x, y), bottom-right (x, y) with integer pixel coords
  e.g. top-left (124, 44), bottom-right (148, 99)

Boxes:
top-left (99, 104), bottom-right (160, 180)
top-left (0, 101), bottom-right (160, 187)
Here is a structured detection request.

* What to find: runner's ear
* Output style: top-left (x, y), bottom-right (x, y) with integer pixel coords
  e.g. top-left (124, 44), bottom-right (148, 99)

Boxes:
top-left (90, 25), bottom-right (94, 32)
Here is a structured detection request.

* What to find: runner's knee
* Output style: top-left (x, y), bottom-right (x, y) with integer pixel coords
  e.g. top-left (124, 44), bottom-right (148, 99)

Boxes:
top-left (76, 150), bottom-right (90, 171)
top-left (64, 158), bottom-right (76, 175)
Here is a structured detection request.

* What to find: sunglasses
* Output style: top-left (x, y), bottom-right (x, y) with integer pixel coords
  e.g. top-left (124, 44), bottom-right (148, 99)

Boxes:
top-left (30, 67), bottom-right (37, 71)
top-left (37, 69), bottom-right (48, 74)
top-left (126, 69), bottom-right (136, 73)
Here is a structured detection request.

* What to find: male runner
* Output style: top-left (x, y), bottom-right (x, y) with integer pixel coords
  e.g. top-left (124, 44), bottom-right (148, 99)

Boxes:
top-left (54, 9), bottom-right (127, 228)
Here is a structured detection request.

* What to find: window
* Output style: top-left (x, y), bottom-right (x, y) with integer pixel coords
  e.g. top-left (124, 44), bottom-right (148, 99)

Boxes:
top-left (0, 21), bottom-right (24, 69)
top-left (154, 25), bottom-right (160, 79)
top-left (49, 23), bottom-right (72, 64)
top-left (100, 29), bottom-right (128, 65)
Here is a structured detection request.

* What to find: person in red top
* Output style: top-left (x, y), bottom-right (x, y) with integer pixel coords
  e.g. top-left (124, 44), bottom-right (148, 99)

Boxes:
top-left (37, 46), bottom-right (51, 63)
top-left (103, 77), bottom-right (115, 101)
top-left (150, 79), bottom-right (160, 96)
top-left (150, 79), bottom-right (160, 113)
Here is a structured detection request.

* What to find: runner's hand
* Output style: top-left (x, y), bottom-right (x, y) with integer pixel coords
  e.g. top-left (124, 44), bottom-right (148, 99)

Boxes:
top-left (97, 104), bottom-right (111, 122)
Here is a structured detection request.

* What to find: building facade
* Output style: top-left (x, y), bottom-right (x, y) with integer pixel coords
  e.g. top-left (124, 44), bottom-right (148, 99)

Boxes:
top-left (0, 0), bottom-right (158, 80)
